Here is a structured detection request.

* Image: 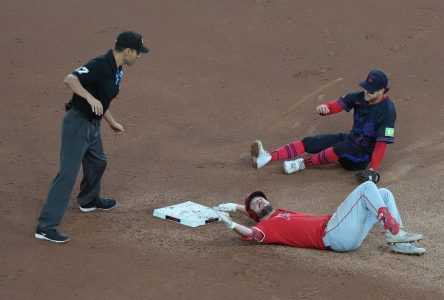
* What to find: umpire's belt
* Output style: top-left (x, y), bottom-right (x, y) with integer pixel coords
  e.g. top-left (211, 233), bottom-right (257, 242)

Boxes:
top-left (71, 108), bottom-right (101, 124)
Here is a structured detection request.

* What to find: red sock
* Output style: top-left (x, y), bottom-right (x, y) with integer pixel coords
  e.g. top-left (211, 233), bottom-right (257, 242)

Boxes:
top-left (271, 140), bottom-right (305, 161)
top-left (303, 147), bottom-right (339, 167)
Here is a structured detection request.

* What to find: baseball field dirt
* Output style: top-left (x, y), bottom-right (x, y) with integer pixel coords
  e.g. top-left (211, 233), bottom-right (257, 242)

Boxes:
top-left (1, 1), bottom-right (443, 299)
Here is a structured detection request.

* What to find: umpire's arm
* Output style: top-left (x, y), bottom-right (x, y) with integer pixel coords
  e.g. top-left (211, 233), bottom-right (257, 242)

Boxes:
top-left (64, 74), bottom-right (103, 116)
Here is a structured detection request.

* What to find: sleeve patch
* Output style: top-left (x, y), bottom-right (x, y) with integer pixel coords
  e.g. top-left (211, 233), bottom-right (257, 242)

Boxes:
top-left (75, 66), bottom-right (89, 74)
top-left (385, 127), bottom-right (395, 137)
top-left (251, 227), bottom-right (265, 242)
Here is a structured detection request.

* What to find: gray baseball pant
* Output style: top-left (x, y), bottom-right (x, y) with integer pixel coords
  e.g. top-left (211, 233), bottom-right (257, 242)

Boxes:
top-left (37, 108), bottom-right (107, 230)
top-left (322, 181), bottom-right (403, 252)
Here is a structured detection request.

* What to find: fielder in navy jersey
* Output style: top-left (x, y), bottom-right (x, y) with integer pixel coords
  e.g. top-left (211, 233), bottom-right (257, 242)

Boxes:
top-left (213, 182), bottom-right (425, 255)
top-left (250, 70), bottom-right (396, 181)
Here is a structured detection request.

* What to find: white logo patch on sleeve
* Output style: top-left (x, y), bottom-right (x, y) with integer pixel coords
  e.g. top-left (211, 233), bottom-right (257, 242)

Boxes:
top-left (75, 66), bottom-right (89, 74)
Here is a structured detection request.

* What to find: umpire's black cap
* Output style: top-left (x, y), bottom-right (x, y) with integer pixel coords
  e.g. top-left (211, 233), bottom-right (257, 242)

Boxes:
top-left (115, 31), bottom-right (149, 53)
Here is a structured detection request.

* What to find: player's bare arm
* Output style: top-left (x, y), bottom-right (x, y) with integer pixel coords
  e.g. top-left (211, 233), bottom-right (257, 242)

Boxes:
top-left (104, 110), bottom-right (125, 133)
top-left (213, 210), bottom-right (252, 237)
top-left (233, 223), bottom-right (252, 237)
top-left (64, 74), bottom-right (103, 116)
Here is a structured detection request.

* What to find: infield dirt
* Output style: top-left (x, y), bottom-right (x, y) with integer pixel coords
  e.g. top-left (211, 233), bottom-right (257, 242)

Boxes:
top-left (1, 1), bottom-right (443, 299)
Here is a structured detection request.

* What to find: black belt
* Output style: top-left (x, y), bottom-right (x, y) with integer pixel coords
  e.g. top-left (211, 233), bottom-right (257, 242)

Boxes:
top-left (71, 108), bottom-right (100, 123)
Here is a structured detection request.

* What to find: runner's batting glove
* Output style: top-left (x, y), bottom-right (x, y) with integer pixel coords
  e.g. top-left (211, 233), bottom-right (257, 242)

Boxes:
top-left (356, 169), bottom-right (380, 183)
top-left (213, 210), bottom-right (237, 230)
top-left (213, 203), bottom-right (237, 213)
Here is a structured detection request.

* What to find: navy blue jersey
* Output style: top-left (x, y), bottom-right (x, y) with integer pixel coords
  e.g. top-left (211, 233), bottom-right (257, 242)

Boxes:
top-left (71, 50), bottom-right (123, 119)
top-left (336, 92), bottom-right (396, 153)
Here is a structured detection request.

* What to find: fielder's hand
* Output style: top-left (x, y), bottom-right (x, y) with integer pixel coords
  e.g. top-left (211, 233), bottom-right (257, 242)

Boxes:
top-left (213, 203), bottom-right (237, 213)
top-left (356, 169), bottom-right (380, 183)
top-left (317, 104), bottom-right (330, 115)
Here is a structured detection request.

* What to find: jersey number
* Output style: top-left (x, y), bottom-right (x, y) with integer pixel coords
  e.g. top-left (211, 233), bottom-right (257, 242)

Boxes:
top-left (75, 66), bottom-right (89, 74)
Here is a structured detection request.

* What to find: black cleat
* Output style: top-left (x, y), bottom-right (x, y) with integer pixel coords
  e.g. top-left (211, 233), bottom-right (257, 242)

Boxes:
top-left (79, 196), bottom-right (117, 212)
top-left (35, 227), bottom-right (70, 243)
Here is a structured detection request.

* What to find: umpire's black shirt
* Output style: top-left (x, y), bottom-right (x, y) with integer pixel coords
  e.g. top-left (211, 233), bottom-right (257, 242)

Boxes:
top-left (71, 50), bottom-right (123, 119)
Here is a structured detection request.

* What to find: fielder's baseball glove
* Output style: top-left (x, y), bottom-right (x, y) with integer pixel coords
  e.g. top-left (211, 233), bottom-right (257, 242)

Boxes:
top-left (356, 169), bottom-right (380, 183)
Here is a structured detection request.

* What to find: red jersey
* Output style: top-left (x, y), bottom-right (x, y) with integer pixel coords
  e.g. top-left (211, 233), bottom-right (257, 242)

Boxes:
top-left (248, 209), bottom-right (332, 249)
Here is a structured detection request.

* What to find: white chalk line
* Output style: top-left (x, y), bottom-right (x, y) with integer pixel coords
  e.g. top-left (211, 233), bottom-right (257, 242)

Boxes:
top-left (289, 78), bottom-right (344, 129)
top-left (286, 77), bottom-right (344, 113)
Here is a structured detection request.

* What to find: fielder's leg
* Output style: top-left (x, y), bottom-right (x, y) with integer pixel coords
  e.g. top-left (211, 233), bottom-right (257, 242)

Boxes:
top-left (282, 133), bottom-right (345, 174)
top-left (333, 140), bottom-right (370, 171)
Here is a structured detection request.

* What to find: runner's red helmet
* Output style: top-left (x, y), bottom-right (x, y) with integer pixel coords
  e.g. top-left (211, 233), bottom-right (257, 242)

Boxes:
top-left (244, 191), bottom-right (267, 222)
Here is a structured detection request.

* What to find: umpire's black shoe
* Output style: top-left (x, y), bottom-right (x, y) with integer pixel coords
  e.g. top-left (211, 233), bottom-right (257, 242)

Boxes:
top-left (79, 196), bottom-right (117, 212)
top-left (35, 227), bottom-right (70, 243)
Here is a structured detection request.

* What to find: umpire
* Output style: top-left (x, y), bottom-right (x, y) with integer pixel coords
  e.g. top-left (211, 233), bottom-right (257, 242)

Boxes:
top-left (35, 31), bottom-right (149, 243)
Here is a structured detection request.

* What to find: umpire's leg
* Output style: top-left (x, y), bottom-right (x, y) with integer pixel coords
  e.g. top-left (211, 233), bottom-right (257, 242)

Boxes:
top-left (77, 121), bottom-right (107, 206)
top-left (37, 111), bottom-right (89, 230)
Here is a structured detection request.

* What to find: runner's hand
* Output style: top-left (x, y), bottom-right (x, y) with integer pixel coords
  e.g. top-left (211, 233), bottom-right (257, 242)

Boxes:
top-left (213, 210), bottom-right (234, 227)
top-left (213, 203), bottom-right (237, 213)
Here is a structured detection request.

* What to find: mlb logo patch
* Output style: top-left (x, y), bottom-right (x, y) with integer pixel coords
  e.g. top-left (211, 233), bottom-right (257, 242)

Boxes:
top-left (385, 127), bottom-right (395, 137)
